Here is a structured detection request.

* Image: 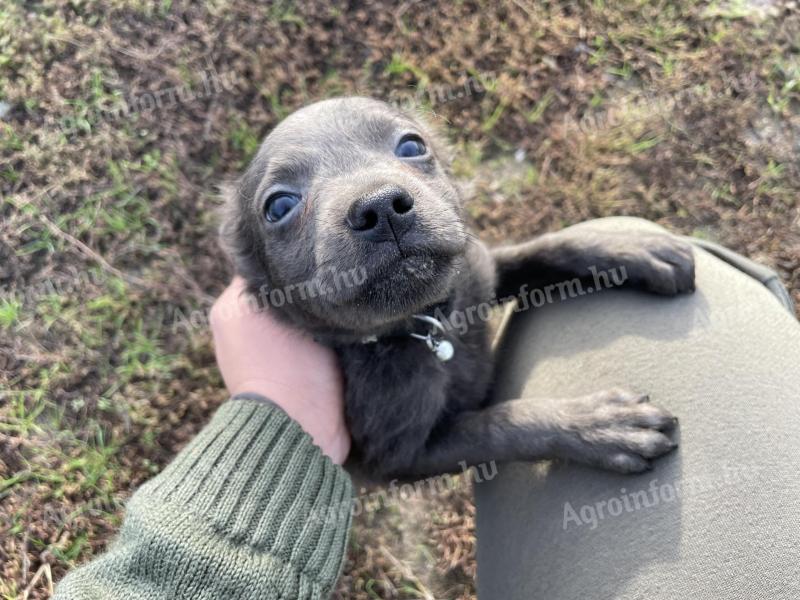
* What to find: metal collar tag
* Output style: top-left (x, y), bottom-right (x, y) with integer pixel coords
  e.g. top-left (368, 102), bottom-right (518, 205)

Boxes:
top-left (409, 314), bottom-right (455, 362)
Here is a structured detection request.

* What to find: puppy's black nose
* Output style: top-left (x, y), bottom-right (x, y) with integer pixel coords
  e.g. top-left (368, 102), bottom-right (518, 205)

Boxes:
top-left (347, 185), bottom-right (416, 243)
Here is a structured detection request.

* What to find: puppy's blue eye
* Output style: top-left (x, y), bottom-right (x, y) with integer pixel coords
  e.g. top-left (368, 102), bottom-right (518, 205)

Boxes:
top-left (265, 193), bottom-right (300, 223)
top-left (395, 135), bottom-right (427, 158)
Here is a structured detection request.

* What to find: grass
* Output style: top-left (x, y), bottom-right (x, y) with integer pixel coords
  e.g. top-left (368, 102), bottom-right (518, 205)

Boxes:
top-left (1, 1), bottom-right (799, 598)
top-left (0, 299), bottom-right (21, 329)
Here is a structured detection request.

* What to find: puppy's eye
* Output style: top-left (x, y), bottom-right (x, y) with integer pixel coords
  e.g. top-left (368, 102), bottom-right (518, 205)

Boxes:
top-left (395, 135), bottom-right (427, 158)
top-left (264, 192), bottom-right (301, 223)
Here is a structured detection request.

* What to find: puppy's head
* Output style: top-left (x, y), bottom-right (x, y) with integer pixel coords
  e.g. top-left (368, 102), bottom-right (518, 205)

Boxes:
top-left (221, 97), bottom-right (468, 339)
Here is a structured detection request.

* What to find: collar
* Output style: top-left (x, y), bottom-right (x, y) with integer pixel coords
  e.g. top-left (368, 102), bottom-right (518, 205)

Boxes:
top-left (360, 313), bottom-right (455, 362)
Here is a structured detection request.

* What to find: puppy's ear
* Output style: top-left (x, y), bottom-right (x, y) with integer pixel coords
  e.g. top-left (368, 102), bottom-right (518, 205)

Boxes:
top-left (218, 180), bottom-right (270, 290)
top-left (218, 180), bottom-right (243, 268)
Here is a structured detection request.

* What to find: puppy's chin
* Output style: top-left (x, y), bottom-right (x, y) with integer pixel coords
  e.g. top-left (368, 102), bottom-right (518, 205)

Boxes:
top-left (308, 249), bottom-right (460, 335)
top-left (356, 252), bottom-right (457, 313)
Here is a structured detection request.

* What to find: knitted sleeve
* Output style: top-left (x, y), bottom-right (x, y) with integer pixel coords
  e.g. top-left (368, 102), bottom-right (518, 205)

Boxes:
top-left (54, 396), bottom-right (354, 599)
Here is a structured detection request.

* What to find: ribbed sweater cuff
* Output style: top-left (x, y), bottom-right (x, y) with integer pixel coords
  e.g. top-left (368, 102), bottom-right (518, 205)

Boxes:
top-left (132, 397), bottom-right (353, 596)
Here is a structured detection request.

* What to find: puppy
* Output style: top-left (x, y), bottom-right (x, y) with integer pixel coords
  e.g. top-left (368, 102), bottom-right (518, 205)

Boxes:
top-left (221, 97), bottom-right (693, 480)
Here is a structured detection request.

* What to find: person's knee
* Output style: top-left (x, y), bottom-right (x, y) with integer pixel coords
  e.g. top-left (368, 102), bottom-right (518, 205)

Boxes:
top-left (568, 216), bottom-right (668, 235)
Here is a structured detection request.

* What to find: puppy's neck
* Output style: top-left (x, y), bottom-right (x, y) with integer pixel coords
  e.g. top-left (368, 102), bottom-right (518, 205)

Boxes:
top-left (314, 298), bottom-right (453, 348)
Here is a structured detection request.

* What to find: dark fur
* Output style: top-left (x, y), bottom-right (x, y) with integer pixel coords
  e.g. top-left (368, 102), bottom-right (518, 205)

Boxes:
top-left (221, 97), bottom-right (693, 480)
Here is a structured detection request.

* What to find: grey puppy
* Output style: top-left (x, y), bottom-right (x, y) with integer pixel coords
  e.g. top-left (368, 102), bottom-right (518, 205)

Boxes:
top-left (221, 97), bottom-right (693, 480)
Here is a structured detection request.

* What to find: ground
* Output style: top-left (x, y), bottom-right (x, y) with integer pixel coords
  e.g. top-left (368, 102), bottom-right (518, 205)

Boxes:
top-left (0, 0), bottom-right (798, 598)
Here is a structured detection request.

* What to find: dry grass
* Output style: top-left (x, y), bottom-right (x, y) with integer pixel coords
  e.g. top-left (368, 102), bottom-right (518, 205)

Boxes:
top-left (1, 1), bottom-right (798, 598)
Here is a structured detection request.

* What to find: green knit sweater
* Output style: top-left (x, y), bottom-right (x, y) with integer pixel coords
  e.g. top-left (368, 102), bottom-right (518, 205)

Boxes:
top-left (54, 397), bottom-right (354, 599)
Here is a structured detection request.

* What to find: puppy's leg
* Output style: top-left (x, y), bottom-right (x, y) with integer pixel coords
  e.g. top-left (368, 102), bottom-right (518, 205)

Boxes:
top-left (404, 389), bottom-right (678, 479)
top-left (492, 228), bottom-right (695, 298)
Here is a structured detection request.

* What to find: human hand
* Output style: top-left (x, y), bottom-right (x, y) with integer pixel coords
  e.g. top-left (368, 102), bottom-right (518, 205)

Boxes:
top-left (210, 277), bottom-right (350, 464)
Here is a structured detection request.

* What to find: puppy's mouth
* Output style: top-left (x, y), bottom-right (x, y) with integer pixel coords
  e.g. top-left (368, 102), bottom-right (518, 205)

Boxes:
top-left (322, 242), bottom-right (460, 314)
top-left (371, 249), bottom-right (452, 288)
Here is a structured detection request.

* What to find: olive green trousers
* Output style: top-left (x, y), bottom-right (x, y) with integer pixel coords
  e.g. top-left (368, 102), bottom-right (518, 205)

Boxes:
top-left (478, 217), bottom-right (800, 599)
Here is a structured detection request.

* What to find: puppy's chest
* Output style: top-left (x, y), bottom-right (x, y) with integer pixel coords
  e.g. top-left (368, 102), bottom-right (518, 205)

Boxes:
top-left (337, 322), bottom-right (492, 439)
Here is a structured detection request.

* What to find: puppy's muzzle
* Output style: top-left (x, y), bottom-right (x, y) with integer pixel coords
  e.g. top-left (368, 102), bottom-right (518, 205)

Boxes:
top-left (346, 184), bottom-right (416, 243)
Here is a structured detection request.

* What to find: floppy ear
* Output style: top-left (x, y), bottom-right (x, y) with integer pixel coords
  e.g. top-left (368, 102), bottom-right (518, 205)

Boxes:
top-left (217, 179), bottom-right (271, 291)
top-left (218, 180), bottom-right (245, 269)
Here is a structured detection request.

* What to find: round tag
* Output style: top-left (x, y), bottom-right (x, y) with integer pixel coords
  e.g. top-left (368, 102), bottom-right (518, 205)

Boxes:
top-left (434, 339), bottom-right (455, 362)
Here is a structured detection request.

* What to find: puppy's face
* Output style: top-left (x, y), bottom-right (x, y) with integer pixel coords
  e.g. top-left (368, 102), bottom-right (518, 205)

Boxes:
top-left (223, 97), bottom-right (468, 338)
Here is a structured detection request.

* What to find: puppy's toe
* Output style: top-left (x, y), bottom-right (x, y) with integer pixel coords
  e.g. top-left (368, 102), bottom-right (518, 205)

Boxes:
top-left (628, 235), bottom-right (696, 295)
top-left (604, 452), bottom-right (652, 474)
top-left (599, 388), bottom-right (647, 405)
top-left (652, 239), bottom-right (696, 294)
top-left (643, 260), bottom-right (681, 295)
top-left (618, 403), bottom-right (678, 431)
top-left (618, 429), bottom-right (677, 459)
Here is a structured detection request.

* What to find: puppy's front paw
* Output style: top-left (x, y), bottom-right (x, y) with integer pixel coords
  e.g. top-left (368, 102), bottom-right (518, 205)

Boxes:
top-left (549, 389), bottom-right (678, 473)
top-left (621, 234), bottom-right (695, 295)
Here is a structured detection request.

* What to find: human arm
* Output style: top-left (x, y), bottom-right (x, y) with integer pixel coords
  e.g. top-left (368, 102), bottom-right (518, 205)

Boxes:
top-left (54, 278), bottom-right (353, 599)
